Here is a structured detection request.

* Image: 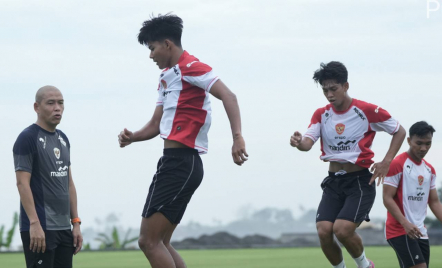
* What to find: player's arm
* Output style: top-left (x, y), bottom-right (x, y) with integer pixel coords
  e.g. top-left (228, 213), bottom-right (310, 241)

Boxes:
top-left (69, 167), bottom-right (82, 254)
top-left (370, 125), bottom-right (406, 185)
top-left (209, 80), bottom-right (248, 166)
top-left (290, 131), bottom-right (314, 151)
top-left (118, 105), bottom-right (163, 147)
top-left (428, 189), bottom-right (442, 223)
top-left (16, 171), bottom-right (46, 253)
top-left (383, 184), bottom-right (422, 239)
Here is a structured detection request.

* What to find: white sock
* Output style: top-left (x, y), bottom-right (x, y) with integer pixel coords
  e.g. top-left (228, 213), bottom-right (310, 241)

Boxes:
top-left (333, 260), bottom-right (346, 268)
top-left (353, 250), bottom-right (370, 268)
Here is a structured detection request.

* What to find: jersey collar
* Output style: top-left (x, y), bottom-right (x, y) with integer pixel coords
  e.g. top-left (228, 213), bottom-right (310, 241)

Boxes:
top-left (331, 98), bottom-right (355, 114)
top-left (406, 151), bottom-right (423, 165)
top-left (177, 50), bottom-right (190, 64)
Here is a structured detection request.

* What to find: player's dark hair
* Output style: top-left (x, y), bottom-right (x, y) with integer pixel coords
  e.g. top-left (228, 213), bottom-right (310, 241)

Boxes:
top-left (138, 13), bottom-right (183, 47)
top-left (313, 61), bottom-right (348, 85)
top-left (409, 121), bottom-right (436, 138)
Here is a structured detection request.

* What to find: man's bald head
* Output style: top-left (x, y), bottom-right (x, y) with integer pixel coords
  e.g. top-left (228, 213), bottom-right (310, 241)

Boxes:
top-left (35, 85), bottom-right (62, 103)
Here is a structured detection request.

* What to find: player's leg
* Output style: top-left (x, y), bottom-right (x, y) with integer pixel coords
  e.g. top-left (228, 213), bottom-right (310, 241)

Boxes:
top-left (387, 235), bottom-right (427, 268)
top-left (53, 230), bottom-right (75, 268)
top-left (418, 238), bottom-right (430, 267)
top-left (139, 149), bottom-right (203, 268)
top-left (21, 231), bottom-right (56, 268)
top-left (316, 175), bottom-right (346, 266)
top-left (334, 170), bottom-right (376, 267)
top-left (333, 220), bottom-right (363, 257)
top-left (139, 213), bottom-right (176, 268)
top-left (164, 223), bottom-right (186, 268)
top-left (316, 221), bottom-right (344, 266)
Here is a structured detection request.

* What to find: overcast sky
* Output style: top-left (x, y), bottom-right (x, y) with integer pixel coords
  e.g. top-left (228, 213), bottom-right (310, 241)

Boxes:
top-left (1, 0), bottom-right (442, 242)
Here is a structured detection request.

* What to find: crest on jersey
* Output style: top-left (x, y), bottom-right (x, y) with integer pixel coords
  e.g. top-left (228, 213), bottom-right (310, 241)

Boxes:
top-left (418, 175), bottom-right (424, 186)
top-left (335, 123), bottom-right (345, 135)
top-left (161, 79), bottom-right (167, 89)
top-left (54, 148), bottom-right (60, 159)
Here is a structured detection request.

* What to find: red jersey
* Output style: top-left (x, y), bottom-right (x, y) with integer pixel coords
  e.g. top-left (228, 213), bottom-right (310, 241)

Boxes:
top-left (384, 152), bottom-right (437, 240)
top-left (304, 99), bottom-right (400, 168)
top-left (156, 51), bottom-right (219, 154)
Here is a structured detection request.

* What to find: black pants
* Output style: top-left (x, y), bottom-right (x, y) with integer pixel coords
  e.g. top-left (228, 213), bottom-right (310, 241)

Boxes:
top-left (21, 230), bottom-right (74, 268)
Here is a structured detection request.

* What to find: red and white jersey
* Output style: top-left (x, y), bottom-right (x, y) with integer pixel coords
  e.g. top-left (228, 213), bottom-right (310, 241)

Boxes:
top-left (304, 99), bottom-right (400, 168)
top-left (156, 51), bottom-right (219, 154)
top-left (384, 152), bottom-right (437, 240)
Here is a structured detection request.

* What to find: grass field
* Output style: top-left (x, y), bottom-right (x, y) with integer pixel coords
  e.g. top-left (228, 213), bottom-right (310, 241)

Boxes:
top-left (2, 246), bottom-right (442, 267)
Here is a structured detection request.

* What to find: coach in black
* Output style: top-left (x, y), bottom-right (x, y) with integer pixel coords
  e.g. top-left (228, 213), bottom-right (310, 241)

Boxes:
top-left (13, 86), bottom-right (82, 268)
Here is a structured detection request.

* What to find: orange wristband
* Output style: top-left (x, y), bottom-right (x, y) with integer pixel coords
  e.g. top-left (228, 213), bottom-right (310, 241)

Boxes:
top-left (71, 217), bottom-right (81, 225)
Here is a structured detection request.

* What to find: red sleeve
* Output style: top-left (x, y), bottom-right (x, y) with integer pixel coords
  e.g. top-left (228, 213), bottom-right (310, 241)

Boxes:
top-left (355, 100), bottom-right (392, 123)
top-left (308, 107), bottom-right (324, 127)
top-left (387, 153), bottom-right (408, 177)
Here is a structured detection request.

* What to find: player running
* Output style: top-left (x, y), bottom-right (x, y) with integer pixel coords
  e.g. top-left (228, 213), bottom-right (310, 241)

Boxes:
top-left (118, 14), bottom-right (248, 268)
top-left (384, 121), bottom-right (439, 268)
top-left (290, 61), bottom-right (406, 268)
top-left (13, 86), bottom-right (82, 268)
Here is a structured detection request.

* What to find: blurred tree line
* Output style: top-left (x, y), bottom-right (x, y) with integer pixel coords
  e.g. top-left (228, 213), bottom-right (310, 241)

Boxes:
top-left (0, 212), bottom-right (18, 250)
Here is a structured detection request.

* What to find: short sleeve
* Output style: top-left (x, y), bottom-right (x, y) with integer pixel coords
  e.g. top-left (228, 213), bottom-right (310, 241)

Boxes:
top-left (430, 165), bottom-right (437, 190)
top-left (57, 130), bottom-right (71, 166)
top-left (13, 131), bottom-right (36, 173)
top-left (304, 108), bottom-right (323, 143)
top-left (384, 159), bottom-right (403, 188)
top-left (156, 83), bottom-right (163, 106)
top-left (431, 174), bottom-right (437, 190)
top-left (365, 106), bottom-right (400, 135)
top-left (182, 61), bottom-right (219, 92)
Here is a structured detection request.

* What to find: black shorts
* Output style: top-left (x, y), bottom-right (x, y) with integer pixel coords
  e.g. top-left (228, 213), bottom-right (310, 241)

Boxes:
top-left (316, 169), bottom-right (376, 223)
top-left (387, 235), bottom-right (430, 268)
top-left (21, 229), bottom-right (74, 268)
top-left (142, 148), bottom-right (204, 224)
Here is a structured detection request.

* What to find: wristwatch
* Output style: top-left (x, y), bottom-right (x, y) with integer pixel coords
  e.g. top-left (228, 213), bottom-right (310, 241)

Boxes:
top-left (71, 217), bottom-right (81, 225)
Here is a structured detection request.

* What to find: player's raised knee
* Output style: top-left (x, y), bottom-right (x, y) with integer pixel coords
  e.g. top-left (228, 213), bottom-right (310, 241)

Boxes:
top-left (316, 222), bottom-right (334, 240)
top-left (138, 236), bottom-right (159, 254)
top-left (333, 224), bottom-right (353, 241)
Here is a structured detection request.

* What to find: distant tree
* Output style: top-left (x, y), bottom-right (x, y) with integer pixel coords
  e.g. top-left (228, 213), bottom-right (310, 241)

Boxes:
top-left (0, 212), bottom-right (18, 250)
top-left (95, 227), bottom-right (138, 250)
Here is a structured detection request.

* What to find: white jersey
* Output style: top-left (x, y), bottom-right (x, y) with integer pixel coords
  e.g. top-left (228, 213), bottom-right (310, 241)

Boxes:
top-left (384, 152), bottom-right (437, 240)
top-left (304, 99), bottom-right (400, 168)
top-left (156, 51), bottom-right (219, 154)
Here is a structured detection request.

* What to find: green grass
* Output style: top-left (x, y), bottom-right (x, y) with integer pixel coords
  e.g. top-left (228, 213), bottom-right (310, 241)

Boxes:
top-left (2, 246), bottom-right (442, 267)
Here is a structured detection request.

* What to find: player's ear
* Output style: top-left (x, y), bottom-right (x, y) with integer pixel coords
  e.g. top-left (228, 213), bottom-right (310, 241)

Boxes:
top-left (343, 82), bottom-right (349, 91)
top-left (164, 39), bottom-right (172, 49)
top-left (34, 102), bottom-right (39, 113)
top-left (407, 137), bottom-right (411, 146)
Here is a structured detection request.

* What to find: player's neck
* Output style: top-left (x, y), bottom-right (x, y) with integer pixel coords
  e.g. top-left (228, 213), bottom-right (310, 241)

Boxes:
top-left (333, 96), bottom-right (352, 111)
top-left (407, 150), bottom-right (423, 164)
top-left (168, 47), bottom-right (185, 67)
top-left (35, 120), bottom-right (57, 133)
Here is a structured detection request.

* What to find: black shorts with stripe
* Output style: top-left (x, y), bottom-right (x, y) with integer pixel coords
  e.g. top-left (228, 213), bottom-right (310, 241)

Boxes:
top-left (388, 235), bottom-right (429, 268)
top-left (316, 169), bottom-right (376, 223)
top-left (142, 148), bottom-right (203, 224)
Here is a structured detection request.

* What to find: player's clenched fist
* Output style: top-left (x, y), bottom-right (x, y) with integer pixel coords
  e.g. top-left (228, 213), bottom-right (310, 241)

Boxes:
top-left (290, 131), bottom-right (303, 147)
top-left (118, 128), bottom-right (133, 148)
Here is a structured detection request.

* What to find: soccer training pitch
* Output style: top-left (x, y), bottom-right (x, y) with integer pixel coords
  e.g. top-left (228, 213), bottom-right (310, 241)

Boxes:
top-left (3, 246), bottom-right (442, 267)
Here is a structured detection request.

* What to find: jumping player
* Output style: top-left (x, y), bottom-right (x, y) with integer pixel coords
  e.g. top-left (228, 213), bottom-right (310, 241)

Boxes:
top-left (290, 61), bottom-right (406, 268)
top-left (13, 86), bottom-right (83, 268)
top-left (384, 121), bottom-right (439, 268)
top-left (118, 14), bottom-right (248, 268)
